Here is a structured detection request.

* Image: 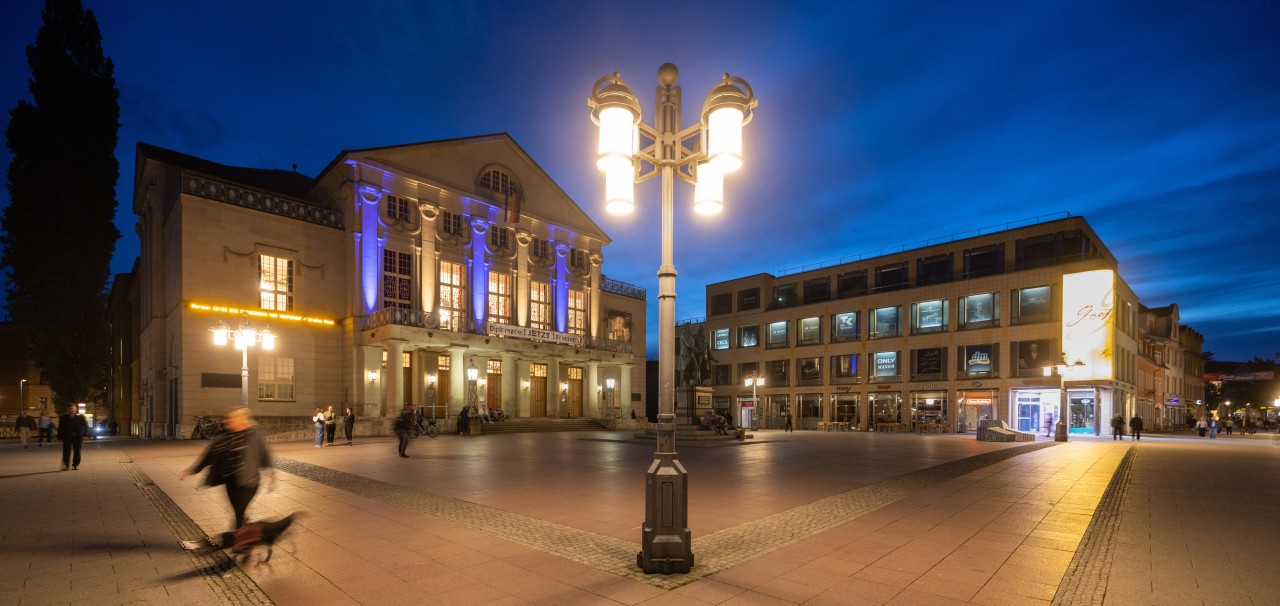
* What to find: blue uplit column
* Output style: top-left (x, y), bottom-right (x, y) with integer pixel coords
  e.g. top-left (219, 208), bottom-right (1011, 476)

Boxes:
top-left (357, 183), bottom-right (383, 315)
top-left (554, 243), bottom-right (569, 333)
top-left (471, 219), bottom-right (489, 330)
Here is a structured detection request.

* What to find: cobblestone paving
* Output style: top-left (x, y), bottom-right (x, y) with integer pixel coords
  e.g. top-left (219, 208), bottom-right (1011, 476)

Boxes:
top-left (275, 441), bottom-right (1058, 590)
top-left (1051, 444), bottom-right (1135, 605)
top-left (117, 449), bottom-right (275, 605)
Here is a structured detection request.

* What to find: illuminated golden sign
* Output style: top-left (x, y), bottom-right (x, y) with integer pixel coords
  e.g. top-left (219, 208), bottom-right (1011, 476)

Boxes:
top-left (189, 303), bottom-right (335, 326)
top-left (1061, 270), bottom-right (1114, 380)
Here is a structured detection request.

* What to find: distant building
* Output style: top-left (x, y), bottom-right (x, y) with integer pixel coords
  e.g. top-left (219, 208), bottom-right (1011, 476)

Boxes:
top-left (121, 134), bottom-right (645, 438)
top-left (698, 215), bottom-right (1196, 435)
top-left (0, 323), bottom-right (54, 417)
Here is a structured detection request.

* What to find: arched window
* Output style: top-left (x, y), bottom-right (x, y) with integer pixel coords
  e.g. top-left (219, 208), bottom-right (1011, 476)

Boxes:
top-left (480, 168), bottom-right (518, 197)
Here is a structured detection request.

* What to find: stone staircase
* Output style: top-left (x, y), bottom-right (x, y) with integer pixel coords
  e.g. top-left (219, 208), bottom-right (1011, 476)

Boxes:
top-left (476, 418), bottom-right (608, 435)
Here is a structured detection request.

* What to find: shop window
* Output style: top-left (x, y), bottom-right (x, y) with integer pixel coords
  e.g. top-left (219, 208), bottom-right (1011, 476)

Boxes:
top-left (875, 263), bottom-right (908, 293)
top-left (767, 359), bottom-right (789, 387)
top-left (798, 394), bottom-right (823, 429)
top-left (870, 393), bottom-right (902, 424)
top-left (916, 254), bottom-right (953, 286)
top-left (710, 293), bottom-right (732, 316)
top-left (803, 277), bottom-right (830, 304)
top-left (911, 391), bottom-right (947, 425)
top-left (1013, 285), bottom-right (1053, 324)
top-left (766, 321), bottom-right (789, 348)
top-left (959, 292), bottom-right (999, 329)
top-left (911, 347), bottom-right (946, 381)
top-left (963, 243), bottom-right (1004, 279)
top-left (712, 328), bottom-right (730, 350)
top-left (831, 354), bottom-right (860, 383)
top-left (833, 394), bottom-right (860, 425)
top-left (739, 324), bottom-right (759, 348)
top-left (797, 316), bottom-right (821, 345)
top-left (871, 351), bottom-right (900, 383)
top-left (1014, 339), bottom-right (1056, 376)
top-left (957, 343), bottom-right (997, 378)
top-left (797, 357), bottom-right (821, 386)
top-left (831, 311), bottom-right (859, 342)
top-left (910, 299), bottom-right (947, 334)
top-left (870, 306), bottom-right (900, 339)
top-left (771, 283), bottom-right (797, 309)
top-left (713, 365), bottom-right (731, 386)
top-left (836, 270), bottom-right (868, 299)
top-left (738, 287), bottom-right (760, 311)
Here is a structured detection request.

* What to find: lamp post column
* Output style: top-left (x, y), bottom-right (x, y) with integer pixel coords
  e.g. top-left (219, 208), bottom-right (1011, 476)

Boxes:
top-left (1056, 372), bottom-right (1068, 442)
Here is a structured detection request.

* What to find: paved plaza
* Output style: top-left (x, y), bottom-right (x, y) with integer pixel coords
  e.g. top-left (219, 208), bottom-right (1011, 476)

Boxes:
top-left (1, 428), bottom-right (1277, 605)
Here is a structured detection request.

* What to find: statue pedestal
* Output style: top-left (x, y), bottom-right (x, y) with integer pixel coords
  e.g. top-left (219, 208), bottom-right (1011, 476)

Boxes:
top-left (677, 386), bottom-right (713, 427)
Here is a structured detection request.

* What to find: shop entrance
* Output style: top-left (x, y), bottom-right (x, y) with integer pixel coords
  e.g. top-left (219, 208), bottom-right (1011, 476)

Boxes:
top-left (1069, 390), bottom-right (1095, 434)
top-left (833, 394), bottom-right (860, 429)
top-left (869, 392), bottom-right (903, 432)
top-left (957, 390), bottom-right (995, 432)
top-left (737, 397), bottom-right (757, 429)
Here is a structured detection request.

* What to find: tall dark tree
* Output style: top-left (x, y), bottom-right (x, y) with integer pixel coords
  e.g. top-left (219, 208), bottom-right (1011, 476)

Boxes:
top-left (2, 0), bottom-right (119, 410)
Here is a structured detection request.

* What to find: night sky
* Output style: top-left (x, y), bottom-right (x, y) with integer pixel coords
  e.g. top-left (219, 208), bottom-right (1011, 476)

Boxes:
top-left (2, 1), bottom-right (1277, 361)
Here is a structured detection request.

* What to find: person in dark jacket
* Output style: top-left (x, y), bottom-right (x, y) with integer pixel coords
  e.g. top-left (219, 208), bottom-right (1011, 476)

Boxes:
top-left (180, 407), bottom-right (274, 529)
top-left (57, 408), bottom-right (91, 470)
top-left (323, 405), bottom-right (337, 446)
top-left (394, 406), bottom-right (414, 457)
top-left (13, 410), bottom-right (36, 448)
top-left (343, 407), bottom-right (356, 445)
top-left (1111, 414), bottom-right (1125, 440)
top-left (1129, 415), bottom-right (1144, 441)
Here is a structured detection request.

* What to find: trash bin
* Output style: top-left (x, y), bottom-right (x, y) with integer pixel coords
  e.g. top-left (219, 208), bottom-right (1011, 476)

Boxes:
top-left (736, 428), bottom-right (746, 441)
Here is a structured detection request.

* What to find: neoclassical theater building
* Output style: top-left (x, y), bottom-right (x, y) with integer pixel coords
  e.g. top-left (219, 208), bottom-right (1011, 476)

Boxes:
top-left (122, 134), bottom-right (646, 438)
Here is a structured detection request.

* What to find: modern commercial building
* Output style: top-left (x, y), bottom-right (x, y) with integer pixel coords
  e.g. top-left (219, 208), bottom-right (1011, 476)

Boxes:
top-left (122, 134), bottom-right (646, 438)
top-left (699, 215), bottom-right (1197, 435)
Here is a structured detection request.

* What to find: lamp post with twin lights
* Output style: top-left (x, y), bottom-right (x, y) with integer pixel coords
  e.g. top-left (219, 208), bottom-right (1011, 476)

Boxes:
top-left (1044, 354), bottom-right (1086, 442)
top-left (745, 373), bottom-right (764, 429)
top-left (589, 63), bottom-right (756, 574)
top-left (210, 316), bottom-right (276, 408)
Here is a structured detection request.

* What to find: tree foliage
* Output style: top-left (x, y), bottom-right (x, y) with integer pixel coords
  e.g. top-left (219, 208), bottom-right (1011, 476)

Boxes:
top-left (1, 0), bottom-right (119, 410)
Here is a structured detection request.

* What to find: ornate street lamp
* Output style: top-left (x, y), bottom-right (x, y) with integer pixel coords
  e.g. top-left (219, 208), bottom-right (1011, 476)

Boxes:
top-left (1044, 354), bottom-right (1086, 441)
top-left (606, 376), bottom-right (617, 418)
top-left (210, 315), bottom-right (276, 408)
top-left (589, 63), bottom-right (756, 574)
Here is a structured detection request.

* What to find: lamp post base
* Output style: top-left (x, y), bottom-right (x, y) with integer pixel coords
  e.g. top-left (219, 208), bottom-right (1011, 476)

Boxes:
top-left (1055, 422), bottom-right (1069, 442)
top-left (637, 452), bottom-right (694, 574)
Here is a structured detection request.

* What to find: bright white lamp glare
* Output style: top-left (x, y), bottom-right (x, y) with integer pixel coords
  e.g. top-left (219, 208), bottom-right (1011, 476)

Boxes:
top-left (601, 155), bottom-right (634, 214)
top-left (693, 164), bottom-right (724, 215)
top-left (596, 106), bottom-right (635, 163)
top-left (707, 106), bottom-right (744, 173)
top-left (260, 328), bottom-right (276, 350)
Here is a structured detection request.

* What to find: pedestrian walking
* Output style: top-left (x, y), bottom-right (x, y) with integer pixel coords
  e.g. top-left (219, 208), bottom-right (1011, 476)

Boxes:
top-left (457, 407), bottom-right (470, 436)
top-left (1111, 414), bottom-right (1125, 440)
top-left (36, 409), bottom-right (52, 447)
top-left (1224, 418), bottom-right (1234, 435)
top-left (323, 405), bottom-right (337, 446)
top-left (312, 408), bottom-right (325, 447)
top-left (343, 407), bottom-right (355, 445)
top-left (14, 410), bottom-right (36, 448)
top-left (57, 407), bottom-right (90, 470)
top-left (395, 406), bottom-right (413, 457)
top-left (1209, 417), bottom-right (1218, 439)
top-left (180, 407), bottom-right (275, 529)
top-left (1196, 417), bottom-right (1207, 437)
top-left (1043, 413), bottom-right (1055, 437)
top-left (1129, 415), bottom-right (1144, 441)
top-left (784, 411), bottom-right (794, 433)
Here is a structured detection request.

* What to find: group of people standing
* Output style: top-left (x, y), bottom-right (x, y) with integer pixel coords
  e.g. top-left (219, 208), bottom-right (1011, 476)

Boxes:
top-left (12, 407), bottom-right (92, 470)
top-left (311, 405), bottom-right (356, 447)
top-left (1110, 414), bottom-right (1145, 441)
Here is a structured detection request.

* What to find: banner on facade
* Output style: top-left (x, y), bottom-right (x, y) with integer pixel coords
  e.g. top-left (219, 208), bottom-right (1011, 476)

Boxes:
top-left (1062, 270), bottom-right (1115, 380)
top-left (487, 322), bottom-right (584, 347)
top-left (1203, 371), bottom-right (1274, 382)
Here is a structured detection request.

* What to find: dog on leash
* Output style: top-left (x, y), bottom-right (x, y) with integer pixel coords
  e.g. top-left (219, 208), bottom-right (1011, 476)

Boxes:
top-left (186, 513), bottom-right (300, 565)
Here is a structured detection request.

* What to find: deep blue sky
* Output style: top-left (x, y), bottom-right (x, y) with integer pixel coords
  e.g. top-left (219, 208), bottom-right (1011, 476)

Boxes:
top-left (3, 1), bottom-right (1278, 361)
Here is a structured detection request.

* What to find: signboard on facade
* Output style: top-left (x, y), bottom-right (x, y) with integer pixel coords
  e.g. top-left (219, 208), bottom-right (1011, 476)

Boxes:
top-left (1062, 270), bottom-right (1115, 380)
top-left (1203, 372), bottom-right (1275, 382)
top-left (487, 322), bottom-right (584, 347)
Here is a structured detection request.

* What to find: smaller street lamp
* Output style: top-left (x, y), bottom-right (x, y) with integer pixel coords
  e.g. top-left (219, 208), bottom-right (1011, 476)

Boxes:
top-left (210, 316), bottom-right (276, 408)
top-left (745, 373), bottom-right (764, 429)
top-left (606, 377), bottom-right (617, 418)
top-left (1044, 354), bottom-right (1086, 442)
top-left (19, 379), bottom-right (27, 410)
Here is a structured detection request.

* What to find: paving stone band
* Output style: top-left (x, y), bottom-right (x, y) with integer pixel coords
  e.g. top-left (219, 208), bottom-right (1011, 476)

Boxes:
top-left (116, 450), bottom-right (275, 605)
top-left (276, 440), bottom-right (1058, 589)
top-left (1051, 444), bottom-right (1135, 606)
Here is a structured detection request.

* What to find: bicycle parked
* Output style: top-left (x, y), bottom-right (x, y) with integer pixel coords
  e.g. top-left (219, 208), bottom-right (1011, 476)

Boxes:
top-left (411, 411), bottom-right (438, 438)
top-left (190, 415), bottom-right (226, 439)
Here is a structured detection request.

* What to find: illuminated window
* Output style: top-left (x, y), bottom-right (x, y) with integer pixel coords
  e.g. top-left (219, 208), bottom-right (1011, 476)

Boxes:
top-left (739, 324), bottom-right (759, 347)
top-left (529, 281), bottom-right (551, 330)
top-left (386, 195), bottom-right (412, 222)
top-left (712, 328), bottom-right (730, 350)
top-left (439, 260), bottom-right (465, 331)
top-left (870, 306), bottom-right (900, 339)
top-left (766, 321), bottom-right (788, 348)
top-left (567, 289), bottom-right (587, 335)
top-left (257, 357), bottom-right (294, 401)
top-left (440, 211), bottom-right (464, 236)
top-left (382, 250), bottom-right (412, 309)
top-left (1013, 285), bottom-right (1052, 324)
top-left (487, 271), bottom-right (511, 324)
top-left (959, 292), bottom-right (999, 329)
top-left (797, 316), bottom-right (821, 345)
top-left (258, 254), bottom-right (294, 311)
top-left (831, 312), bottom-right (859, 342)
top-left (910, 299), bottom-right (947, 334)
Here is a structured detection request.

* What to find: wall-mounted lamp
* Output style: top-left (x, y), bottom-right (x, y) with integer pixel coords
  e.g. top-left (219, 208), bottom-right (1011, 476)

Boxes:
top-left (561, 381), bottom-right (569, 392)
top-left (427, 373), bottom-right (438, 385)
top-left (478, 376), bottom-right (488, 388)
top-left (367, 370), bottom-right (379, 382)
top-left (522, 379), bottom-right (531, 390)
top-left (606, 377), bottom-right (616, 390)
